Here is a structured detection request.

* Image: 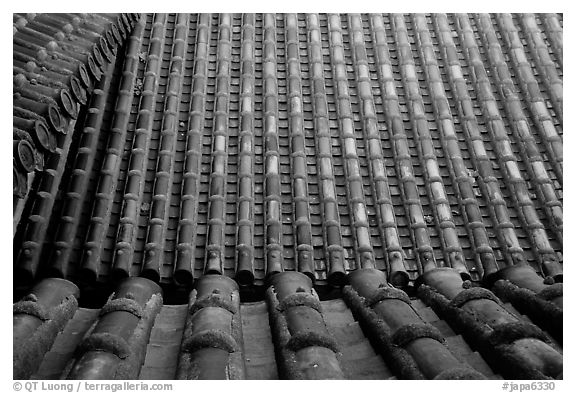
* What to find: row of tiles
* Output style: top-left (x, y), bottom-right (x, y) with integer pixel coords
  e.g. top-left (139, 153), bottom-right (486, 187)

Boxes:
top-left (13, 13), bottom-right (140, 280)
top-left (13, 14), bottom-right (563, 292)
top-left (14, 262), bottom-right (562, 380)
top-left (13, 13), bottom-right (138, 180)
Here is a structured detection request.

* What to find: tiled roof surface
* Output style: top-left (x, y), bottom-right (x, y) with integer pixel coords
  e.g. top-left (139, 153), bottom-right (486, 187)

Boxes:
top-left (13, 13), bottom-right (139, 272)
top-left (15, 269), bottom-right (561, 380)
top-left (13, 13), bottom-right (562, 380)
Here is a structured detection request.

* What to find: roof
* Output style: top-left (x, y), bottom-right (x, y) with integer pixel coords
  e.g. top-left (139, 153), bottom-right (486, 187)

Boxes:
top-left (13, 13), bottom-right (563, 380)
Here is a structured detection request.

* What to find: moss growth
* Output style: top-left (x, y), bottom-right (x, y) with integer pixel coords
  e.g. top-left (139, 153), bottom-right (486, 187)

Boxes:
top-left (366, 286), bottom-right (411, 307)
top-left (228, 352), bottom-right (246, 380)
top-left (176, 288), bottom-right (244, 380)
top-left (14, 317), bottom-right (61, 379)
top-left (228, 290), bottom-right (245, 380)
top-left (266, 286), bottom-right (333, 379)
top-left (537, 284), bottom-right (563, 302)
top-left (391, 323), bottom-right (445, 347)
top-left (488, 321), bottom-right (549, 346)
top-left (183, 329), bottom-right (239, 353)
top-left (114, 293), bottom-right (163, 379)
top-left (175, 352), bottom-right (192, 380)
top-left (494, 280), bottom-right (535, 305)
top-left (265, 284), bottom-right (345, 379)
top-left (278, 292), bottom-right (322, 313)
top-left (496, 346), bottom-right (552, 380)
top-left (13, 295), bottom-right (77, 379)
top-left (418, 284), bottom-right (561, 380)
top-left (492, 280), bottom-right (562, 342)
top-left (342, 285), bottom-right (425, 379)
top-left (189, 294), bottom-right (236, 315)
top-left (13, 300), bottom-right (48, 321)
top-left (80, 332), bottom-right (131, 359)
top-left (22, 294), bottom-right (38, 302)
top-left (417, 285), bottom-right (491, 348)
top-left (100, 298), bottom-right (143, 318)
top-left (124, 292), bottom-right (136, 300)
top-left (450, 287), bottom-right (501, 308)
top-left (286, 330), bottom-right (340, 353)
top-left (281, 351), bottom-right (302, 380)
top-left (176, 292), bottom-right (200, 380)
top-left (265, 287), bottom-right (294, 378)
